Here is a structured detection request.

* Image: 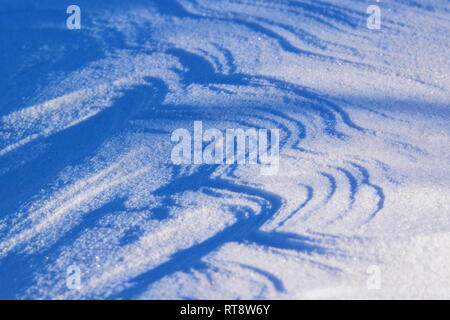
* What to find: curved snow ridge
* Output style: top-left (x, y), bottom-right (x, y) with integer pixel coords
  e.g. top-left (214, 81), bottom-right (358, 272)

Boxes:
top-left (0, 52), bottom-right (182, 159)
top-left (0, 80), bottom-right (129, 157)
top-left (0, 0), bottom-right (449, 299)
top-left (0, 148), bottom-right (158, 257)
top-left (25, 179), bottom-right (280, 299)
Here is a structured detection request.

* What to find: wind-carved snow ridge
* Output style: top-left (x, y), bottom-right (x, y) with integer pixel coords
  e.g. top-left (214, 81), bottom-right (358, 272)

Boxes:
top-left (0, 0), bottom-right (449, 299)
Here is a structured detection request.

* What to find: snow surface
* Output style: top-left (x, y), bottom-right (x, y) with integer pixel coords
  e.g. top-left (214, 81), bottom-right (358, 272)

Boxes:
top-left (0, 0), bottom-right (449, 299)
